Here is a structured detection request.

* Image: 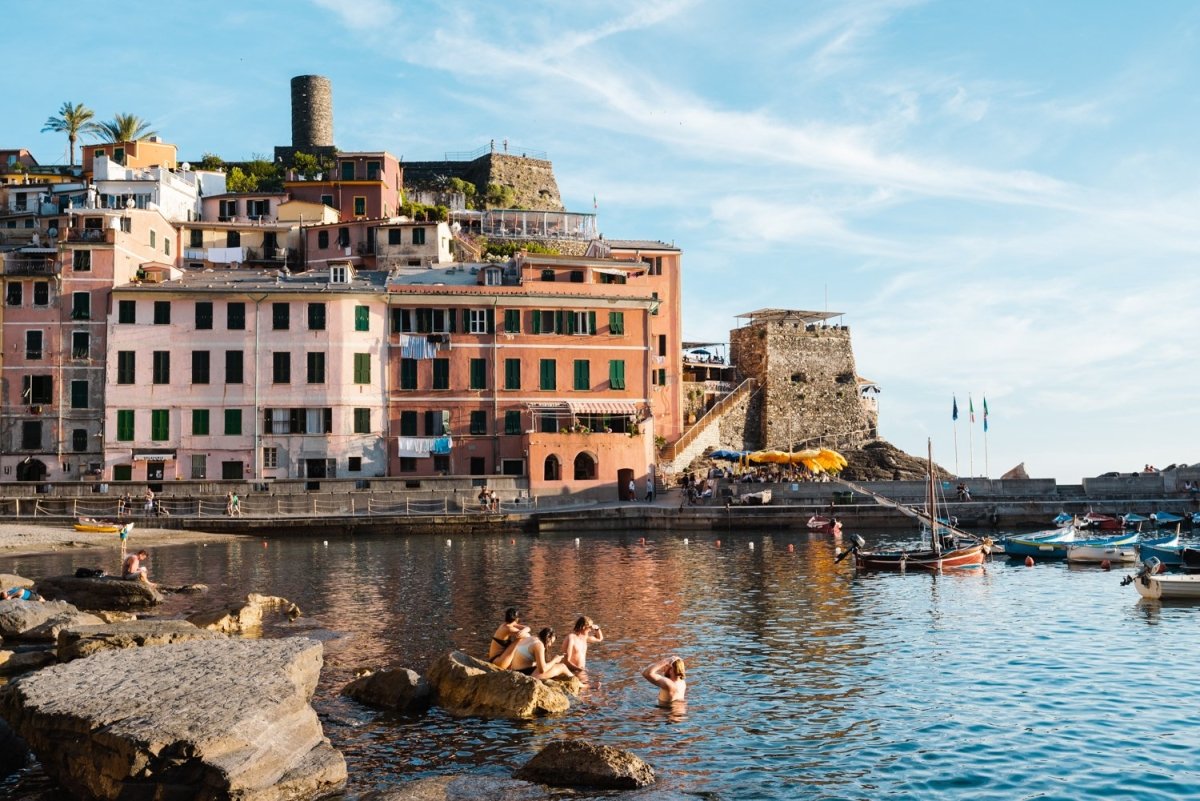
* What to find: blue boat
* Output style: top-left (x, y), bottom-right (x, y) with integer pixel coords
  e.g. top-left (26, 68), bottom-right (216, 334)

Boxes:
top-left (1138, 537), bottom-right (1190, 567)
top-left (1153, 511), bottom-right (1185, 528)
top-left (1006, 529), bottom-right (1138, 560)
top-left (1003, 526), bottom-right (1078, 559)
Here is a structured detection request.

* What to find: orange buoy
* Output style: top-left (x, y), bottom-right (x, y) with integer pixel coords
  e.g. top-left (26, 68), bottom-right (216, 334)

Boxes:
top-left (263, 541), bottom-right (269, 549)
top-left (787, 543), bottom-right (795, 552)
top-left (1024, 556), bottom-right (1034, 567)
top-left (715, 540), bottom-right (722, 548)
top-left (1101, 559), bottom-right (1111, 571)
top-left (510, 539), bottom-right (515, 544)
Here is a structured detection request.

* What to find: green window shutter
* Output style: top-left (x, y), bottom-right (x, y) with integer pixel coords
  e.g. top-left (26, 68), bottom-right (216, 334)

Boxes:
top-left (540, 359), bottom-right (556, 390)
top-left (505, 358), bottom-right (521, 390)
top-left (532, 311), bottom-right (541, 334)
top-left (556, 310), bottom-right (565, 334)
top-left (355, 305), bottom-right (369, 331)
top-left (354, 353), bottom-right (371, 384)
top-left (400, 359), bottom-right (417, 390)
top-left (71, 380), bottom-right (88, 409)
top-left (116, 410), bottom-right (134, 441)
top-left (470, 358), bottom-right (486, 390)
top-left (504, 309), bottom-right (520, 333)
top-left (588, 311), bottom-right (597, 334)
top-left (609, 311), bottom-right (624, 334)
top-left (574, 360), bottom-right (590, 391)
top-left (192, 409), bottom-right (209, 436)
top-left (433, 359), bottom-right (449, 389)
top-left (505, 410), bottom-right (521, 435)
top-left (609, 360), bottom-right (625, 390)
top-left (354, 408), bottom-right (370, 433)
top-left (151, 410), bottom-right (169, 441)
top-left (224, 409), bottom-right (242, 436)
top-left (447, 308), bottom-right (456, 333)
top-left (486, 308), bottom-right (495, 334)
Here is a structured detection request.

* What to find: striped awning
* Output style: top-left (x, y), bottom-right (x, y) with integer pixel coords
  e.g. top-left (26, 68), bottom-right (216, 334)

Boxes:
top-left (568, 400), bottom-right (640, 415)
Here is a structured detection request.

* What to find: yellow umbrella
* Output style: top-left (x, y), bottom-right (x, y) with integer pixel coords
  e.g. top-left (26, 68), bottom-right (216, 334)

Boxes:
top-left (790, 448), bottom-right (847, 474)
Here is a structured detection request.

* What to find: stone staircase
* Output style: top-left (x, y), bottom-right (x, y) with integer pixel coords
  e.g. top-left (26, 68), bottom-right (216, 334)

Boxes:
top-left (660, 379), bottom-right (756, 474)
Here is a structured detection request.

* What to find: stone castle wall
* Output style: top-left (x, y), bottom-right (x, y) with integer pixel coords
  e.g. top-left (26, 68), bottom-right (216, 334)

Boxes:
top-left (403, 153), bottom-right (563, 211)
top-left (729, 323), bottom-right (870, 450)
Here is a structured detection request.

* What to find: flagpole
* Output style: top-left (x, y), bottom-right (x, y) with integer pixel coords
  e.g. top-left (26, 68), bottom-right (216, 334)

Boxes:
top-left (983, 395), bottom-right (990, 478)
top-left (952, 396), bottom-right (960, 477)
top-left (968, 394), bottom-right (975, 478)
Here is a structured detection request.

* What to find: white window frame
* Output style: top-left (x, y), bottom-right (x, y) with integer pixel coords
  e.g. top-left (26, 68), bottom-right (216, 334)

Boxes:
top-left (262, 447), bottom-right (279, 469)
top-left (468, 309), bottom-right (489, 334)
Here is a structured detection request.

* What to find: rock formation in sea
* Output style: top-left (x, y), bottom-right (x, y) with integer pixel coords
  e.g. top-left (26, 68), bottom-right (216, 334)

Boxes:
top-left (425, 650), bottom-right (580, 719)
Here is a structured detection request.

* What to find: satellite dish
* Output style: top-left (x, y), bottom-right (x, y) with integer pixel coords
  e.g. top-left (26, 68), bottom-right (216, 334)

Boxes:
top-left (47, 227), bottom-right (58, 238)
top-left (450, 222), bottom-right (461, 234)
top-left (125, 198), bottom-right (135, 209)
top-left (181, 162), bottom-right (191, 171)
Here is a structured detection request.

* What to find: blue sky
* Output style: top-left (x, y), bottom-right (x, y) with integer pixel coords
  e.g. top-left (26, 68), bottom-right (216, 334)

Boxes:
top-left (6, 0), bottom-right (1198, 482)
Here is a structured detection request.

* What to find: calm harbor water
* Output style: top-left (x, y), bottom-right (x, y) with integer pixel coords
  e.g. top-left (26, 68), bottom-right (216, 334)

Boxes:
top-left (2, 528), bottom-right (1198, 800)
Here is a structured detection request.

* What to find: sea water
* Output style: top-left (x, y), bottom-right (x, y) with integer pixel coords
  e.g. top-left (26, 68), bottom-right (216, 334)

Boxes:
top-left (3, 529), bottom-right (1198, 800)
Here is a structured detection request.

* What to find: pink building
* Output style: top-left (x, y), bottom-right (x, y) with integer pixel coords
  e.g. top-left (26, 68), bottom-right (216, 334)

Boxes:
top-left (284, 152), bottom-right (402, 221)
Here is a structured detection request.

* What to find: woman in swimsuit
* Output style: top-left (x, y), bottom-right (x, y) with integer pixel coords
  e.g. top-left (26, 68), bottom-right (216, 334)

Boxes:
top-left (488, 607), bottom-right (530, 667)
top-left (508, 627), bottom-right (573, 680)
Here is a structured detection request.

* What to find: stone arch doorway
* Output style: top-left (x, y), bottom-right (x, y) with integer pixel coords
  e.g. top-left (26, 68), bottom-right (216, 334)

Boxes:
top-left (573, 452), bottom-right (597, 481)
top-left (544, 454), bottom-right (561, 481)
top-left (16, 458), bottom-right (47, 482)
top-left (617, 467), bottom-right (635, 501)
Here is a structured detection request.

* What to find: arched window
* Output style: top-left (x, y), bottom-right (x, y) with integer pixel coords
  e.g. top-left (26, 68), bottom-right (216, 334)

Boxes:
top-left (544, 454), bottom-right (561, 481)
top-left (573, 452), bottom-right (597, 481)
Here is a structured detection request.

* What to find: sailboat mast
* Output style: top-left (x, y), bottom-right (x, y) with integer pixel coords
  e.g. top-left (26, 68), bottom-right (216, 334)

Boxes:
top-left (929, 438), bottom-right (942, 557)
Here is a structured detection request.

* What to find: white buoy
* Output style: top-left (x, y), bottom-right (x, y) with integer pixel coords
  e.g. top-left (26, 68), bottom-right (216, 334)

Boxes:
top-left (683, 538), bottom-right (689, 545)
top-left (446, 539), bottom-right (452, 547)
top-left (749, 542), bottom-right (755, 550)
top-left (323, 540), bottom-right (328, 547)
top-left (575, 538), bottom-right (580, 546)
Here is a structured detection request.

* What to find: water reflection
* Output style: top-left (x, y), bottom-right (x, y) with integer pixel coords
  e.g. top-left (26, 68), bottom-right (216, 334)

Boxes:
top-left (3, 529), bottom-right (1200, 800)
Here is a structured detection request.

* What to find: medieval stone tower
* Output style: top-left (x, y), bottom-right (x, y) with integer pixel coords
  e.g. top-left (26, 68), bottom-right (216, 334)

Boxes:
top-left (729, 309), bottom-right (877, 451)
top-left (291, 75), bottom-right (333, 152)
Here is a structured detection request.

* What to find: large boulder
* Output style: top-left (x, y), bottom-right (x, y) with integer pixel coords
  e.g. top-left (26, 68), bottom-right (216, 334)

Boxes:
top-left (0, 646), bottom-right (57, 676)
top-left (57, 620), bottom-right (225, 662)
top-left (341, 668), bottom-right (431, 714)
top-left (0, 573), bottom-right (35, 590)
top-left (515, 739), bottom-right (655, 790)
top-left (0, 637), bottom-right (346, 801)
top-left (0, 599), bottom-right (97, 640)
top-left (34, 575), bottom-right (162, 611)
top-left (425, 650), bottom-right (579, 719)
top-left (187, 593), bottom-right (301, 634)
top-left (20, 609), bottom-right (106, 642)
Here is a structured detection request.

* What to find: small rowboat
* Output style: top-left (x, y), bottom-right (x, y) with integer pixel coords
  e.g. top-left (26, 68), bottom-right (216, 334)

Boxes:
top-left (73, 517), bottom-right (123, 533)
top-left (1068, 533), bottom-right (1178, 564)
top-left (1003, 527), bottom-right (1079, 559)
top-left (1124, 558), bottom-right (1200, 600)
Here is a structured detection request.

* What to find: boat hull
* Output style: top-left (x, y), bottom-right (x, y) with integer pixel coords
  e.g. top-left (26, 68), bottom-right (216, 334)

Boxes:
top-left (1133, 574), bottom-right (1200, 600)
top-left (855, 543), bottom-right (986, 572)
top-left (73, 523), bottom-right (123, 533)
top-left (1066, 543), bottom-right (1139, 563)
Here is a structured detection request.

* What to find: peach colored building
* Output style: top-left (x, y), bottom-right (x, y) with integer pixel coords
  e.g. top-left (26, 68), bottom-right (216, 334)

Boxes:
top-left (82, 139), bottom-right (178, 177)
top-left (302, 218), bottom-right (453, 270)
top-left (284, 151), bottom-right (402, 221)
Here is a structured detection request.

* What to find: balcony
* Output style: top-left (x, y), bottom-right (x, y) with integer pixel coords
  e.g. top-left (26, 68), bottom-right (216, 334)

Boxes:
top-left (3, 254), bottom-right (58, 275)
top-left (66, 228), bottom-right (115, 244)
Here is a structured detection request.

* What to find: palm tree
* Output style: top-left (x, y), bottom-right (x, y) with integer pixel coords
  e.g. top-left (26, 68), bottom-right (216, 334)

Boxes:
top-left (41, 101), bottom-right (99, 167)
top-left (95, 113), bottom-right (159, 144)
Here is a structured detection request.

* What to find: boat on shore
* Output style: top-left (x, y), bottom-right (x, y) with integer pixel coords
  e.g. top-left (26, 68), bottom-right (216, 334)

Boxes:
top-left (1124, 558), bottom-right (1200, 600)
top-left (73, 517), bottom-right (124, 533)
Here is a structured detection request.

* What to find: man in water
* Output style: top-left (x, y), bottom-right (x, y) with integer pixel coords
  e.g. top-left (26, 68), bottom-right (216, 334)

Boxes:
top-left (642, 656), bottom-right (687, 704)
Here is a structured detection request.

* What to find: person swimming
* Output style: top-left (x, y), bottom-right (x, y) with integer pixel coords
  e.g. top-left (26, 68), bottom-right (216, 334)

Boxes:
top-left (642, 656), bottom-right (687, 705)
top-left (508, 627), bottom-right (574, 680)
top-left (488, 607), bottom-right (530, 667)
top-left (563, 615), bottom-right (604, 672)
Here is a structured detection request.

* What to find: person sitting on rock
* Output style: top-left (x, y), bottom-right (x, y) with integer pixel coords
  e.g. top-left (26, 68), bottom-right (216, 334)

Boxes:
top-left (122, 549), bottom-right (151, 583)
top-left (642, 656), bottom-right (687, 705)
top-left (3, 586), bottom-right (39, 601)
top-left (508, 627), bottom-right (574, 680)
top-left (563, 616), bottom-right (604, 673)
top-left (488, 607), bottom-right (531, 667)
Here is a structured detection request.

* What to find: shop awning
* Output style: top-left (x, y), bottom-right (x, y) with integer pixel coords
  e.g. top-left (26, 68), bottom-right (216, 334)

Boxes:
top-left (568, 400), bottom-right (641, 416)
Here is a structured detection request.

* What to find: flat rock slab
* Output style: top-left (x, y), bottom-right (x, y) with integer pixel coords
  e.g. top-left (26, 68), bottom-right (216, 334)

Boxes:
top-left (0, 647), bottom-right (57, 676)
top-left (515, 739), bottom-right (655, 790)
top-left (35, 575), bottom-right (162, 611)
top-left (0, 599), bottom-right (96, 640)
top-left (425, 650), bottom-right (579, 719)
top-left (188, 593), bottom-right (300, 634)
top-left (57, 619), bottom-right (225, 662)
top-left (342, 667), bottom-right (432, 714)
top-left (0, 573), bottom-right (34, 590)
top-left (0, 637), bottom-right (347, 801)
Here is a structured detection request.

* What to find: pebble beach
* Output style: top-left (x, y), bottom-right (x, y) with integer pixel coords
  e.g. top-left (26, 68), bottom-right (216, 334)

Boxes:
top-left (0, 522), bottom-right (241, 559)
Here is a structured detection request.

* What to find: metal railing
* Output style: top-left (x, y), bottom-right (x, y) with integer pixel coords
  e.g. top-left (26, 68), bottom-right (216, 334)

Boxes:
top-left (661, 378), bottom-right (757, 464)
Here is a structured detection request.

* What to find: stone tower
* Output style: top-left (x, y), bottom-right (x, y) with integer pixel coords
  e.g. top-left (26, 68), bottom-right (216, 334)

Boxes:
top-left (729, 309), bottom-right (875, 451)
top-left (290, 75), bottom-right (334, 152)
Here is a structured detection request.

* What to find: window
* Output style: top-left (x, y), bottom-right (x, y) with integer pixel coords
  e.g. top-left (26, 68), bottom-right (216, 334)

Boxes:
top-left (331, 264), bottom-right (348, 283)
top-left (227, 302), bottom-right (245, 330)
top-left (651, 291), bottom-right (659, 315)
top-left (307, 302), bottom-right (326, 330)
top-left (353, 408), bottom-right (370, 434)
top-left (353, 353), bottom-right (371, 384)
top-left (388, 229), bottom-right (402, 245)
top-left (540, 359), bottom-right (556, 390)
top-left (341, 161), bottom-right (355, 180)
top-left (468, 308), bottom-right (494, 334)
top-left (5, 283), bottom-right (20, 306)
top-left (469, 358), bottom-right (487, 390)
top-left (72, 428), bottom-right (88, 453)
top-left (354, 305), bottom-right (369, 331)
top-left (531, 310), bottom-right (557, 334)
top-left (21, 421), bottom-right (41, 450)
top-left (568, 311), bottom-right (596, 335)
top-left (609, 360), bottom-right (626, 390)
top-left (164, 239), bottom-right (170, 257)
top-left (152, 351), bottom-right (170, 384)
top-left (72, 250), bottom-right (91, 271)
top-left (116, 299), bottom-right (135, 323)
top-left (152, 301), bottom-right (170, 325)
top-left (226, 230), bottom-right (240, 247)
top-left (470, 411), bottom-right (487, 435)
top-left (247, 199), bottom-right (269, 218)
top-left (399, 457), bottom-right (416, 472)
top-left (72, 331), bottom-right (90, 359)
top-left (541, 269), bottom-right (555, 282)
top-left (195, 302), bottom-right (213, 330)
top-left (191, 351), bottom-right (210, 384)
top-left (505, 410), bottom-right (521, 435)
top-left (544, 455), bottom-right (560, 481)
top-left (150, 230), bottom-right (157, 249)
top-left (570, 270), bottom-right (585, 283)
top-left (574, 452), bottom-right (597, 480)
top-left (192, 409), bottom-right (210, 436)
top-left (263, 447), bottom-right (279, 469)
top-left (272, 302), bottom-right (290, 330)
top-left (70, 380), bottom-right (88, 409)
top-left (307, 352), bottom-right (326, 384)
top-left (224, 409), bottom-right (242, 436)
top-left (399, 358), bottom-right (418, 390)
top-left (273, 352), bottom-right (291, 383)
top-left (263, 407), bottom-right (333, 434)
top-left (353, 196), bottom-right (366, 216)
top-left (432, 358), bottom-right (449, 389)
top-left (25, 375), bottom-right (52, 404)
top-left (72, 292), bottom-right (90, 319)
top-left (425, 410), bottom-right (451, 436)
top-left (609, 311), bottom-right (624, 335)
top-left (504, 358), bottom-right (521, 390)
top-left (337, 227), bottom-right (349, 247)
top-left (317, 230), bottom-right (329, 249)
top-left (504, 309), bottom-right (521, 333)
top-left (367, 160), bottom-right (380, 180)
top-left (573, 360), bottom-right (590, 391)
top-left (117, 351), bottom-right (135, 383)
top-left (658, 335), bottom-right (667, 357)
top-left (348, 457), bottom-right (362, 472)
top-left (412, 227), bottom-right (426, 245)
top-left (151, 409), bottom-right (169, 441)
top-left (655, 368), bottom-right (666, 386)
top-left (33, 282), bottom-right (48, 306)
top-left (25, 330), bottom-right (43, 360)
top-left (116, 410), bottom-right (134, 441)
top-left (225, 350), bottom-right (244, 384)
top-left (433, 454), bottom-right (450, 472)
top-left (190, 229), bottom-right (203, 247)
top-left (190, 454), bottom-right (207, 479)
top-left (399, 411), bottom-right (418, 436)
top-left (643, 255), bottom-right (664, 275)
top-left (320, 194), bottom-right (334, 208)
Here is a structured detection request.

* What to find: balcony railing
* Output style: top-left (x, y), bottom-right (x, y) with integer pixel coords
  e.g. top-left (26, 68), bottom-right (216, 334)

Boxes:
top-left (66, 228), bottom-right (115, 244)
top-left (3, 255), bottom-right (58, 275)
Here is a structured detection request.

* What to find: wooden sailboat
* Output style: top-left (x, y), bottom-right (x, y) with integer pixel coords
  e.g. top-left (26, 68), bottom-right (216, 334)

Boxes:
top-left (836, 440), bottom-right (988, 572)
